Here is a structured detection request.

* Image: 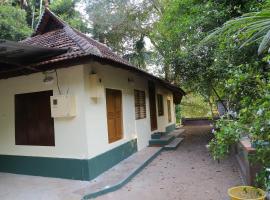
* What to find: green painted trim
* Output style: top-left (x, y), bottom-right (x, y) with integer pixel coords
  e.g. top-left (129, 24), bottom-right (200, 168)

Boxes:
top-left (0, 139), bottom-right (137, 181)
top-left (83, 147), bottom-right (162, 199)
top-left (149, 135), bottom-right (175, 146)
top-left (88, 139), bottom-right (138, 180)
top-left (165, 123), bottom-right (176, 133)
top-left (0, 155), bottom-right (89, 180)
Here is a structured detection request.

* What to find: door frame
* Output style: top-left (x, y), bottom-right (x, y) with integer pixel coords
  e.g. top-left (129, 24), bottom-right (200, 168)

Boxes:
top-left (148, 81), bottom-right (157, 131)
top-left (105, 88), bottom-right (123, 143)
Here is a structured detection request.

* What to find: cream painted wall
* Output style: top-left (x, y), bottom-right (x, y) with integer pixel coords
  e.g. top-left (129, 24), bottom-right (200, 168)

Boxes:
top-left (83, 63), bottom-right (137, 158)
top-left (156, 87), bottom-right (176, 133)
top-left (133, 76), bottom-right (152, 151)
top-left (0, 66), bottom-right (89, 159)
top-left (83, 63), bottom-right (176, 155)
top-left (0, 62), bottom-right (177, 160)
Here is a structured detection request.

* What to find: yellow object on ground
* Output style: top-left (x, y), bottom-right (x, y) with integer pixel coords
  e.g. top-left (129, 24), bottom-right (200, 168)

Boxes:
top-left (228, 186), bottom-right (266, 200)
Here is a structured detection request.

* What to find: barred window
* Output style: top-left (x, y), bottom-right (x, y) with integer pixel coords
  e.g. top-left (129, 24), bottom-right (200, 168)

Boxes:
top-left (134, 90), bottom-right (146, 119)
top-left (157, 94), bottom-right (164, 116)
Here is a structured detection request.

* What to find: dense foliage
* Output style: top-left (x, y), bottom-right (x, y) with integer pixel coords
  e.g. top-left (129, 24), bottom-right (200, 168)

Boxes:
top-left (204, 4), bottom-right (270, 190)
top-left (85, 0), bottom-right (161, 70)
top-left (180, 94), bottom-right (213, 118)
top-left (50, 0), bottom-right (89, 33)
top-left (0, 0), bottom-right (89, 41)
top-left (0, 5), bottom-right (31, 40)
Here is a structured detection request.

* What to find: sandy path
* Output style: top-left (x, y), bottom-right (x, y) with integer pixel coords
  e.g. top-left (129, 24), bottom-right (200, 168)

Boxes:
top-left (94, 125), bottom-right (242, 200)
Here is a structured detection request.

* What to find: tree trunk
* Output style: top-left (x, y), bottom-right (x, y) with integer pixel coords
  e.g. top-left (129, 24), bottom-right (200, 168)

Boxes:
top-left (208, 98), bottom-right (215, 119)
top-left (164, 64), bottom-right (170, 81)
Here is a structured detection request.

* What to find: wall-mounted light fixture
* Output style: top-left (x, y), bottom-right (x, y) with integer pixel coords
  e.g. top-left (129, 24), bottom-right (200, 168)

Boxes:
top-left (128, 77), bottom-right (135, 85)
top-left (89, 73), bottom-right (103, 99)
top-left (43, 71), bottom-right (54, 84)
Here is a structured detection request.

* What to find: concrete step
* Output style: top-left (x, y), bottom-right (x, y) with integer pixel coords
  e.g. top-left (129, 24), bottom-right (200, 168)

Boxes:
top-left (169, 129), bottom-right (185, 138)
top-left (151, 132), bottom-right (166, 139)
top-left (164, 137), bottom-right (184, 150)
top-left (149, 134), bottom-right (175, 146)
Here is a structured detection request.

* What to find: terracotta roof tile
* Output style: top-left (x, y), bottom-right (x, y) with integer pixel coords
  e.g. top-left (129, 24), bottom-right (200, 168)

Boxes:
top-left (20, 8), bottom-right (130, 67)
top-left (19, 8), bottom-right (185, 96)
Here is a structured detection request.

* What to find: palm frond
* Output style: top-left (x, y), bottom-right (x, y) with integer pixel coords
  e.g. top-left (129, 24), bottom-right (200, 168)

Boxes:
top-left (202, 9), bottom-right (270, 55)
top-left (240, 27), bottom-right (268, 48)
top-left (258, 29), bottom-right (270, 54)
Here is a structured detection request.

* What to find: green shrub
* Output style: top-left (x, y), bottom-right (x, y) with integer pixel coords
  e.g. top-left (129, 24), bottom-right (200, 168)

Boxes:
top-left (0, 5), bottom-right (31, 40)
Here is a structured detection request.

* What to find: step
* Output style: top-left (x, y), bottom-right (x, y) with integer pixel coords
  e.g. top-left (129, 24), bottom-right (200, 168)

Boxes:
top-left (164, 137), bottom-right (184, 150)
top-left (149, 134), bottom-right (175, 146)
top-left (151, 132), bottom-right (165, 139)
top-left (169, 129), bottom-right (185, 138)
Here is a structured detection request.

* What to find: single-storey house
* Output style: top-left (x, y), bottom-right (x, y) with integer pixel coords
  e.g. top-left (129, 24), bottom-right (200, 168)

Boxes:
top-left (0, 9), bottom-right (185, 180)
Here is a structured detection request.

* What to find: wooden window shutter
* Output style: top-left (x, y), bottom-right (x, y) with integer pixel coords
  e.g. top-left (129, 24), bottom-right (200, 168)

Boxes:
top-left (15, 90), bottom-right (55, 146)
top-left (134, 90), bottom-right (146, 119)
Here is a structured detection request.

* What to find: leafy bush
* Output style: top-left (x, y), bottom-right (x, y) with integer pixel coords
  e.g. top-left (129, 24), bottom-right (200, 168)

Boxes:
top-left (210, 83), bottom-right (270, 189)
top-left (209, 118), bottom-right (242, 160)
top-left (255, 168), bottom-right (270, 191)
top-left (0, 5), bottom-right (31, 40)
top-left (180, 93), bottom-right (215, 118)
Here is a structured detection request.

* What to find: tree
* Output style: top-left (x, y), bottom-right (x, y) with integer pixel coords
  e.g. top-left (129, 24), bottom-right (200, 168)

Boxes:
top-left (202, 2), bottom-right (270, 189)
top-left (0, 5), bottom-right (31, 40)
top-left (85, 0), bottom-right (163, 70)
top-left (50, 0), bottom-right (90, 33)
top-left (151, 0), bottom-right (265, 101)
top-left (205, 9), bottom-right (270, 55)
top-left (1, 0), bottom-right (90, 35)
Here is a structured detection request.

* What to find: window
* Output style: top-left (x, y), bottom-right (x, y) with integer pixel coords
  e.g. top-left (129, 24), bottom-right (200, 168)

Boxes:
top-left (157, 94), bottom-right (164, 116)
top-left (167, 99), bottom-right (172, 122)
top-left (15, 90), bottom-right (55, 146)
top-left (134, 90), bottom-right (146, 120)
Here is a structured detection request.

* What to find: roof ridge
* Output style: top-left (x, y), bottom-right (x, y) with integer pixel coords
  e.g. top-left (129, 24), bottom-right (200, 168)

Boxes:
top-left (33, 8), bottom-right (66, 36)
top-left (63, 26), bottom-right (102, 56)
top-left (73, 30), bottom-right (131, 64)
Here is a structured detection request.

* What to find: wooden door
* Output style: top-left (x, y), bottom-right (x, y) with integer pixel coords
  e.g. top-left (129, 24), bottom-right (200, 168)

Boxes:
top-left (167, 99), bottom-right (172, 122)
top-left (15, 90), bottom-right (55, 146)
top-left (148, 81), bottom-right (157, 131)
top-left (106, 89), bottom-right (123, 143)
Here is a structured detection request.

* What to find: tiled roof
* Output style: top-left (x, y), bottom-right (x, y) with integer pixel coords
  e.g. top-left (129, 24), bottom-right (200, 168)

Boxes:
top-left (21, 8), bottom-right (130, 67)
top-left (19, 8), bottom-right (185, 97)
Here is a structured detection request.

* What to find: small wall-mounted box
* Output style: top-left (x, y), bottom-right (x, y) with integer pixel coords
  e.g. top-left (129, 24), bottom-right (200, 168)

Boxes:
top-left (89, 74), bottom-right (103, 98)
top-left (50, 95), bottom-right (77, 118)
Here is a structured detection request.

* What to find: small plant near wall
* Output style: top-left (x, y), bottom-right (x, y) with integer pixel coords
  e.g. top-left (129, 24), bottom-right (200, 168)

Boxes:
top-left (209, 118), bottom-right (242, 160)
top-left (209, 85), bottom-right (270, 190)
top-left (255, 168), bottom-right (270, 192)
top-left (208, 68), bottom-right (270, 190)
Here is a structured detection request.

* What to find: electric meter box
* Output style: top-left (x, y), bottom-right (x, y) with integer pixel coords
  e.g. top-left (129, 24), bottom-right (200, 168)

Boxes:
top-left (50, 95), bottom-right (77, 118)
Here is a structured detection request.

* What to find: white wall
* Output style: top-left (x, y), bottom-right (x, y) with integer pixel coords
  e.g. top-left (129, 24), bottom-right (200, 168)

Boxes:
top-left (0, 66), bottom-right (89, 159)
top-left (83, 63), bottom-right (138, 158)
top-left (156, 86), bottom-right (176, 133)
top-left (83, 63), bottom-right (176, 155)
top-left (0, 62), bottom-right (177, 160)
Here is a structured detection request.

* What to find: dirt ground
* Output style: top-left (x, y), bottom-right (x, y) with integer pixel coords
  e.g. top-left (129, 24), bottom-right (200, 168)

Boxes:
top-left (95, 125), bottom-right (243, 200)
